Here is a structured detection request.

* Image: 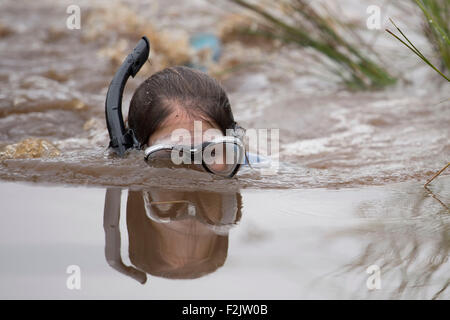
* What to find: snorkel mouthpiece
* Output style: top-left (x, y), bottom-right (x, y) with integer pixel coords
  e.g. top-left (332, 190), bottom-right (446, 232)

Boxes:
top-left (105, 36), bottom-right (150, 156)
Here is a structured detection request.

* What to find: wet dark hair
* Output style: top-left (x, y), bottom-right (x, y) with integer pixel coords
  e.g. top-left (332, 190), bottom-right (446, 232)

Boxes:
top-left (128, 66), bottom-right (236, 146)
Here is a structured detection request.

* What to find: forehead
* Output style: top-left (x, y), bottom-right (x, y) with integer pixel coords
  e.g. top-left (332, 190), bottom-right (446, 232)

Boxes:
top-left (148, 109), bottom-right (223, 145)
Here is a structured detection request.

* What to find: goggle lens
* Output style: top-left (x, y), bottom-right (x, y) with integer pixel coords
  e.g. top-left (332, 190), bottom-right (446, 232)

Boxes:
top-left (203, 142), bottom-right (242, 177)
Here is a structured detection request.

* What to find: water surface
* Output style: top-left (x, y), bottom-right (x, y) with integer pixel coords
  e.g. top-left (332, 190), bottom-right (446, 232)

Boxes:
top-left (0, 178), bottom-right (448, 299)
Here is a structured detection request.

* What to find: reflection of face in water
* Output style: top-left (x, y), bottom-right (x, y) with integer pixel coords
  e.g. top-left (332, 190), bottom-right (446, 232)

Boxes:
top-left (103, 188), bottom-right (242, 284)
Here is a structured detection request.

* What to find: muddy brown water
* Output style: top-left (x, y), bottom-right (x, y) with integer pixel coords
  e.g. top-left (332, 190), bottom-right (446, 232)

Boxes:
top-left (0, 0), bottom-right (449, 298)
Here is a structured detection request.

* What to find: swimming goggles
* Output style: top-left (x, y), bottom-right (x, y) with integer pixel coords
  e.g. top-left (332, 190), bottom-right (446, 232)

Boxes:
top-left (144, 136), bottom-right (244, 178)
top-left (143, 190), bottom-right (239, 236)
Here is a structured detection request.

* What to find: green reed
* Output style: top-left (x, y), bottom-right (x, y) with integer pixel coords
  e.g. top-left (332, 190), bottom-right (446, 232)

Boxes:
top-left (387, 0), bottom-right (449, 81)
top-left (230, 0), bottom-right (396, 90)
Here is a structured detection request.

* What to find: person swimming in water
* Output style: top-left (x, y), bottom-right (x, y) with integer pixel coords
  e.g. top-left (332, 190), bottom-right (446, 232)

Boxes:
top-left (105, 37), bottom-right (247, 178)
top-left (103, 38), bottom-right (246, 283)
top-left (130, 65), bottom-right (247, 176)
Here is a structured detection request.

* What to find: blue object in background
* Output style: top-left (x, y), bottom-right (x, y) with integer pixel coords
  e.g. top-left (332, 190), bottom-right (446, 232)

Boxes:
top-left (244, 152), bottom-right (262, 165)
top-left (188, 32), bottom-right (221, 71)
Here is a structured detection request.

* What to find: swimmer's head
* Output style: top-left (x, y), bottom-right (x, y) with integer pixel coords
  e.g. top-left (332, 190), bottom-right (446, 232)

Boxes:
top-left (128, 66), bottom-right (237, 147)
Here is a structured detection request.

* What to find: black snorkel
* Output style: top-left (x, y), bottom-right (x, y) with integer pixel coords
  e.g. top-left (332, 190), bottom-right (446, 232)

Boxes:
top-left (105, 36), bottom-right (150, 156)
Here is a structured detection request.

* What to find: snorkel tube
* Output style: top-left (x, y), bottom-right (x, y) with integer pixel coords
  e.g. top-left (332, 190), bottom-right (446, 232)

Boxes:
top-left (105, 36), bottom-right (150, 156)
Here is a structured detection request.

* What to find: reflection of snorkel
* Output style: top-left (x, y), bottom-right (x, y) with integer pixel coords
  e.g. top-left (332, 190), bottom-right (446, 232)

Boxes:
top-left (103, 188), bottom-right (147, 284)
top-left (105, 36), bottom-right (150, 156)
